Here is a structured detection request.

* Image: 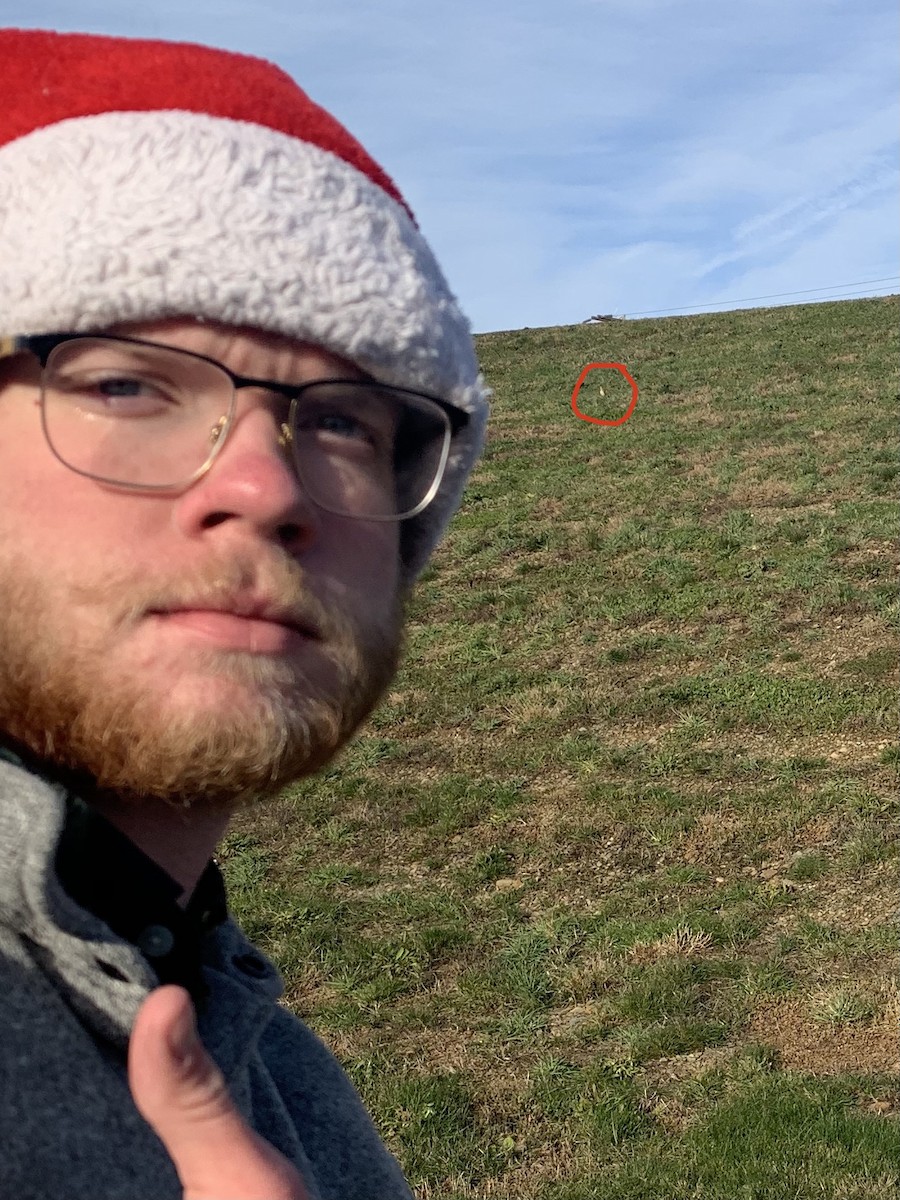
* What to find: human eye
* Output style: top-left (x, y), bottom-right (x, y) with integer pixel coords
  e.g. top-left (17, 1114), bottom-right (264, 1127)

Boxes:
top-left (314, 410), bottom-right (368, 439)
top-left (298, 388), bottom-right (396, 454)
top-left (98, 373), bottom-right (177, 411)
top-left (47, 345), bottom-right (187, 418)
top-left (59, 370), bottom-right (178, 417)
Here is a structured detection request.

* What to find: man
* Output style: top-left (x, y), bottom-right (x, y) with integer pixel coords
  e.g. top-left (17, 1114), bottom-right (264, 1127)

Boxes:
top-left (0, 27), bottom-right (488, 1200)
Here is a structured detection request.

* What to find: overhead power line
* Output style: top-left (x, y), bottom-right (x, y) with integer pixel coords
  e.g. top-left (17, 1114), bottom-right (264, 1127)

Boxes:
top-left (804, 286), bottom-right (899, 302)
top-left (620, 276), bottom-right (900, 319)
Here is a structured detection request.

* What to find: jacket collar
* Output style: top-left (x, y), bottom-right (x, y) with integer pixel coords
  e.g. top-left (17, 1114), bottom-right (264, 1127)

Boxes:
top-left (0, 736), bottom-right (227, 1011)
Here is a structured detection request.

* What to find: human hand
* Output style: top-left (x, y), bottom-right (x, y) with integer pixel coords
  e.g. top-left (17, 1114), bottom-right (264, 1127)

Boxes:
top-left (129, 984), bottom-right (310, 1200)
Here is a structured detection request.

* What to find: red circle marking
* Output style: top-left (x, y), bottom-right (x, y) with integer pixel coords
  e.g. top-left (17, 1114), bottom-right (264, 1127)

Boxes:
top-left (570, 362), bottom-right (638, 426)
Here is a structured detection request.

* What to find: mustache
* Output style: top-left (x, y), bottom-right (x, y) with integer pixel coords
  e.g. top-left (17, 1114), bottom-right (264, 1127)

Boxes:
top-left (67, 552), bottom-right (338, 641)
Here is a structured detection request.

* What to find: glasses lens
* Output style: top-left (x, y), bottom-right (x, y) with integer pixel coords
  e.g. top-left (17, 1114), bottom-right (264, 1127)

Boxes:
top-left (41, 338), bottom-right (232, 488)
top-left (289, 382), bottom-right (451, 520)
top-left (40, 340), bottom-right (453, 519)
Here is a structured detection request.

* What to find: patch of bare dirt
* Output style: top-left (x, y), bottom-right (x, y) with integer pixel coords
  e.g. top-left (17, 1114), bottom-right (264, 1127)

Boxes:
top-left (680, 812), bottom-right (748, 864)
top-left (745, 992), bottom-right (900, 1076)
top-left (648, 1044), bottom-right (739, 1086)
top-left (677, 727), bottom-right (893, 771)
top-left (805, 869), bottom-right (900, 933)
top-left (780, 611), bottom-right (898, 679)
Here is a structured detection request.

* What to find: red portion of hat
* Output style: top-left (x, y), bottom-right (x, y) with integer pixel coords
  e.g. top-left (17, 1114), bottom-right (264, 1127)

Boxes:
top-left (0, 28), bottom-right (413, 221)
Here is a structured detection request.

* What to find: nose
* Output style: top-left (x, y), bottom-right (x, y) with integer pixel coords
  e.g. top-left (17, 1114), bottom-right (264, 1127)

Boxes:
top-left (173, 403), bottom-right (322, 549)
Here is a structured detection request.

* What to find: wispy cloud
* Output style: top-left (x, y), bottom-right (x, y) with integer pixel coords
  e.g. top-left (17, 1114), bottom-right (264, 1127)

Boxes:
top-left (9, 0), bottom-right (899, 331)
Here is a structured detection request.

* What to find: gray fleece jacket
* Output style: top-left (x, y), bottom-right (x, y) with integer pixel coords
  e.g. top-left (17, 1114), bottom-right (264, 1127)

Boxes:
top-left (0, 754), bottom-right (413, 1199)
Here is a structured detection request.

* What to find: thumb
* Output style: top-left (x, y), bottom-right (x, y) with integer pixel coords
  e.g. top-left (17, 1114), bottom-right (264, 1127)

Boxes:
top-left (128, 985), bottom-right (309, 1200)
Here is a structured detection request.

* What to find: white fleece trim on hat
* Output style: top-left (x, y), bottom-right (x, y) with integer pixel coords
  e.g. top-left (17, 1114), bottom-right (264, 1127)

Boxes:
top-left (0, 110), bottom-right (489, 583)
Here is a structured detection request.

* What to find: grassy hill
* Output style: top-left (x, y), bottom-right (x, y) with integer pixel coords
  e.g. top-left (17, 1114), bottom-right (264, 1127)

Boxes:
top-left (223, 295), bottom-right (899, 1199)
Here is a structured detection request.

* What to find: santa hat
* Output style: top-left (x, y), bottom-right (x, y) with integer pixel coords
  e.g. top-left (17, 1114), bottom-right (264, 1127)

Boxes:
top-left (0, 28), bottom-right (489, 586)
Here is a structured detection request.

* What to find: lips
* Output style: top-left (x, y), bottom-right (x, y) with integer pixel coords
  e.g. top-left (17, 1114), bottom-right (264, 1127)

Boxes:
top-left (149, 596), bottom-right (320, 652)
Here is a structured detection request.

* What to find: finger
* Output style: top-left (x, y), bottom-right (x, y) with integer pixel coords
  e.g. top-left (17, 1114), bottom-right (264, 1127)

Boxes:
top-left (128, 985), bottom-right (309, 1200)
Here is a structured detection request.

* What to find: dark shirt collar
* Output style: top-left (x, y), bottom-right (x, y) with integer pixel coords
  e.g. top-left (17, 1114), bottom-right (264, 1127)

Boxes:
top-left (0, 737), bottom-right (228, 1013)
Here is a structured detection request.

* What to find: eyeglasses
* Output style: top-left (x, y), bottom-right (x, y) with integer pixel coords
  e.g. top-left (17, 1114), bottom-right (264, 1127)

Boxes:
top-left (14, 333), bottom-right (469, 521)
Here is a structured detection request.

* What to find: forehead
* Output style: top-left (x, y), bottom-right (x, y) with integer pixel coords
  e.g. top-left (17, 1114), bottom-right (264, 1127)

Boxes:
top-left (106, 317), bottom-right (369, 383)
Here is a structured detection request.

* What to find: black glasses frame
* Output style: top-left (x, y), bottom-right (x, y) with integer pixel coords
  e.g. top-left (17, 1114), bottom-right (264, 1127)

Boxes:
top-left (13, 332), bottom-right (470, 519)
top-left (17, 333), bottom-right (470, 434)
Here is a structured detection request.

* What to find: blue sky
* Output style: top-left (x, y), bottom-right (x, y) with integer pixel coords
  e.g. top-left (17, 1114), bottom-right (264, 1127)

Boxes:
top-left (4, 0), bottom-right (897, 333)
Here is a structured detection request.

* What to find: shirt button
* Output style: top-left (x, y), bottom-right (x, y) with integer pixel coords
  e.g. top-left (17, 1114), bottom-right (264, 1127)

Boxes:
top-left (232, 952), bottom-right (269, 979)
top-left (137, 924), bottom-right (176, 959)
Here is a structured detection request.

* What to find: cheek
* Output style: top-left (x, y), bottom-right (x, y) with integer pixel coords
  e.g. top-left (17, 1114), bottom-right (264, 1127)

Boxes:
top-left (318, 518), bottom-right (401, 610)
top-left (0, 450), bottom-right (159, 581)
top-left (0, 394), bottom-right (116, 539)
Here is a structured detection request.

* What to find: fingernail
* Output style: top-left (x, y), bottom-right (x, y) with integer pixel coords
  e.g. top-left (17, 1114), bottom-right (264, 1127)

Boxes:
top-left (169, 1000), bottom-right (199, 1068)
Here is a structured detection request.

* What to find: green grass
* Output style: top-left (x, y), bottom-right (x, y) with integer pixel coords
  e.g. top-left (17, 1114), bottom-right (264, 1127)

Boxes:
top-left (221, 296), bottom-right (900, 1197)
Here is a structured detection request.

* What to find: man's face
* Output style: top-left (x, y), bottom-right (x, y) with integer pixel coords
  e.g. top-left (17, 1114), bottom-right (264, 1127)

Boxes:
top-left (0, 318), bottom-right (407, 813)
